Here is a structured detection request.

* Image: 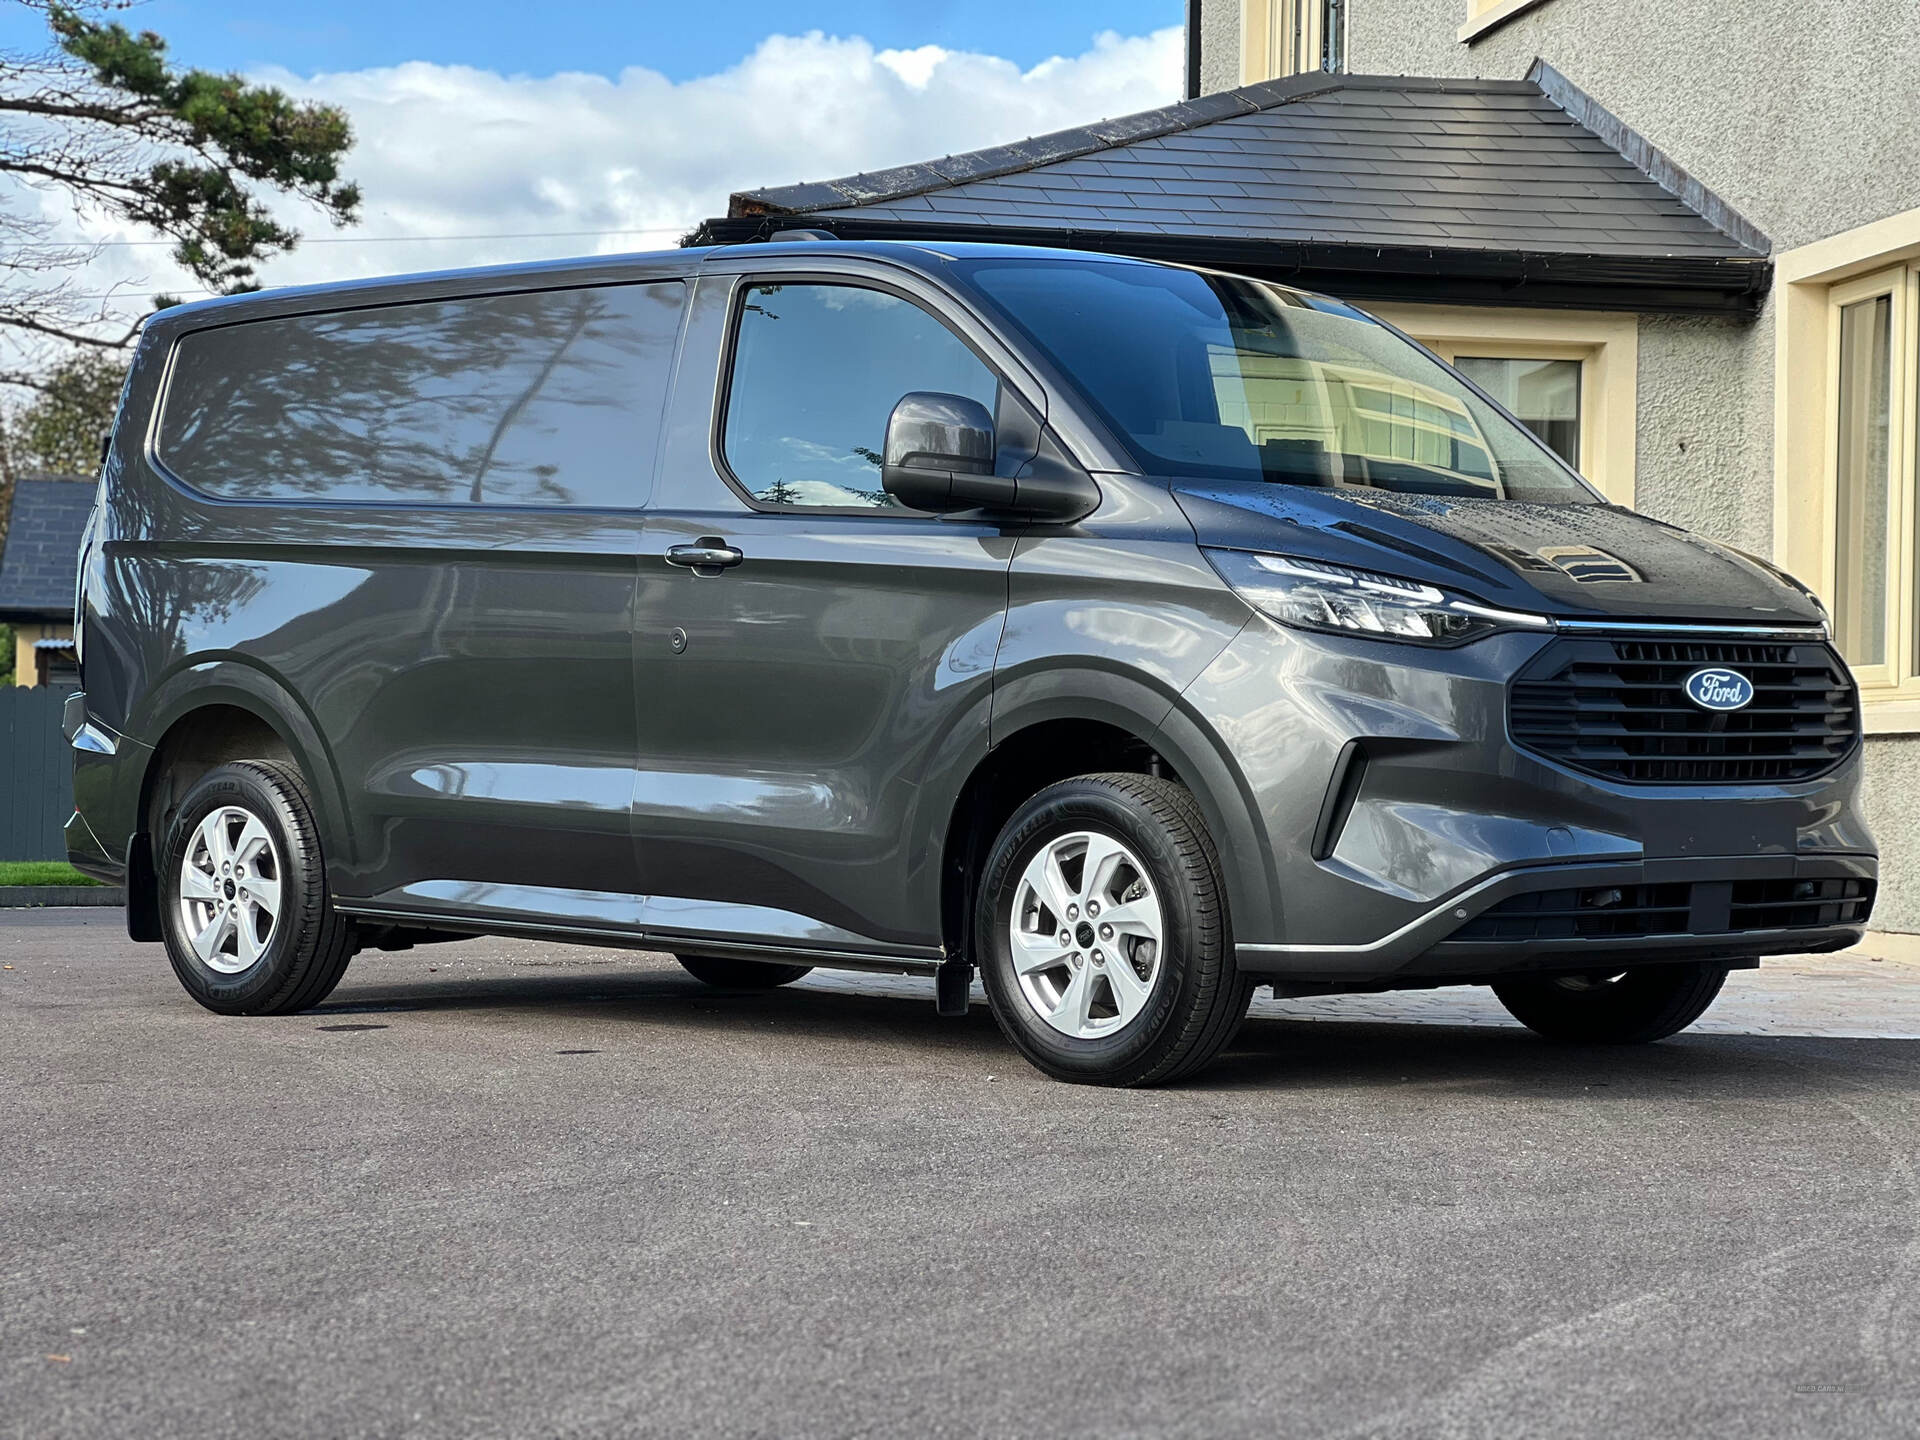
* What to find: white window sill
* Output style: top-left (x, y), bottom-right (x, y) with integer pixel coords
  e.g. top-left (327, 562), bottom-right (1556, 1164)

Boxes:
top-left (1863, 697), bottom-right (1920, 736)
top-left (1459, 0), bottom-right (1555, 44)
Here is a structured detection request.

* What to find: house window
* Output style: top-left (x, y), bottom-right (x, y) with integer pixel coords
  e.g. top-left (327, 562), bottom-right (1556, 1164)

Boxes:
top-left (1241, 1), bottom-right (1347, 83)
top-left (1774, 206), bottom-right (1920, 732)
top-left (1369, 305), bottom-right (1638, 508)
top-left (1831, 284), bottom-right (1896, 670)
top-left (1454, 357), bottom-right (1582, 471)
top-left (1822, 266), bottom-right (1917, 688)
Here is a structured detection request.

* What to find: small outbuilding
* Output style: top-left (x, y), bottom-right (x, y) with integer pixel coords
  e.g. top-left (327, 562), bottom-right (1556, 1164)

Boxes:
top-left (0, 475), bottom-right (92, 688)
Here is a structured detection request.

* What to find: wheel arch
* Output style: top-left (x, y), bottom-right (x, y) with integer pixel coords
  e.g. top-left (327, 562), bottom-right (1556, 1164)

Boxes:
top-left (940, 676), bottom-right (1278, 963)
top-left (132, 660), bottom-right (356, 884)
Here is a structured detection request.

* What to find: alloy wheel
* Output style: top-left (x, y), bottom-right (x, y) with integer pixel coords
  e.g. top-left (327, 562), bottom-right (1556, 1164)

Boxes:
top-left (1009, 829), bottom-right (1164, 1039)
top-left (177, 805), bottom-right (283, 974)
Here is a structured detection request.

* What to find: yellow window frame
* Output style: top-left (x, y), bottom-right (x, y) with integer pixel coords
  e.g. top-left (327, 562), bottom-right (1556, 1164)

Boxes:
top-left (1240, 1), bottom-right (1341, 84)
top-left (1459, 0), bottom-right (1557, 45)
top-left (1821, 266), bottom-right (1916, 695)
top-left (1775, 205), bottom-right (1920, 734)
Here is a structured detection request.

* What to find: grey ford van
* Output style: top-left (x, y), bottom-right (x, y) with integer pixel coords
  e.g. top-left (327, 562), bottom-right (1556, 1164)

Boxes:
top-left (67, 239), bottom-right (1875, 1085)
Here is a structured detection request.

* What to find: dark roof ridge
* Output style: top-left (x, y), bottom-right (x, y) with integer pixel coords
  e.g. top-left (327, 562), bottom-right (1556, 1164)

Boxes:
top-left (1526, 58), bottom-right (1770, 256)
top-left (729, 71), bottom-right (1542, 220)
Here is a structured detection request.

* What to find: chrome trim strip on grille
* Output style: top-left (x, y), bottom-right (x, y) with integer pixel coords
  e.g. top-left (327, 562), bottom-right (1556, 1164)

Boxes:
top-left (1551, 619), bottom-right (1829, 640)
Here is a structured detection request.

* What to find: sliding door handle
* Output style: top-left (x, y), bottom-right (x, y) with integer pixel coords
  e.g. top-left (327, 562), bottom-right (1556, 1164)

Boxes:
top-left (665, 539), bottom-right (743, 574)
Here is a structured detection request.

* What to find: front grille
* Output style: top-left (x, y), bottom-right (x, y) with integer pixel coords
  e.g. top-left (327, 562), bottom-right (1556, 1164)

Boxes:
top-left (1453, 875), bottom-right (1875, 944)
top-left (1730, 876), bottom-right (1875, 931)
top-left (1510, 636), bottom-right (1859, 784)
top-left (1456, 883), bottom-right (1691, 942)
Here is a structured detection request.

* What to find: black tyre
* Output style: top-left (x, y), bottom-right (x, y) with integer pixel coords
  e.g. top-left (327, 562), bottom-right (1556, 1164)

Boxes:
top-left (159, 760), bottom-right (356, 1016)
top-left (675, 955), bottom-right (813, 989)
top-left (1491, 962), bottom-right (1730, 1044)
top-left (975, 773), bottom-right (1252, 1087)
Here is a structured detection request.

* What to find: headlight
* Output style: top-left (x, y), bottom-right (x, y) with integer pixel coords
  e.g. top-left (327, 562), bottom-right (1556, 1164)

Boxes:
top-left (1204, 549), bottom-right (1553, 647)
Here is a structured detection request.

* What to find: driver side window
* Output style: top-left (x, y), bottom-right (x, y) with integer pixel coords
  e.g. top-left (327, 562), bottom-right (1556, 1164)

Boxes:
top-left (722, 281), bottom-right (1000, 510)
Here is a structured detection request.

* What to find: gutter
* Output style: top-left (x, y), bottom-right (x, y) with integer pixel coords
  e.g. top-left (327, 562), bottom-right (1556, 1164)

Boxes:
top-left (687, 215), bottom-right (1773, 320)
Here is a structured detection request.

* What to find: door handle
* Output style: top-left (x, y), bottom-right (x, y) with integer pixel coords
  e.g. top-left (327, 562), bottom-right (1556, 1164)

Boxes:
top-left (665, 539), bottom-right (743, 574)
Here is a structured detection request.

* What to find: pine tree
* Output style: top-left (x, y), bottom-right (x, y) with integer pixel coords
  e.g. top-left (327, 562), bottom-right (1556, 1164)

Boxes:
top-left (1, 1), bottom-right (362, 395)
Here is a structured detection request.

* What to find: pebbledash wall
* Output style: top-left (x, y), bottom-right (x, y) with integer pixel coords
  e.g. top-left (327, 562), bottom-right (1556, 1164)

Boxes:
top-left (1196, 0), bottom-right (1920, 930)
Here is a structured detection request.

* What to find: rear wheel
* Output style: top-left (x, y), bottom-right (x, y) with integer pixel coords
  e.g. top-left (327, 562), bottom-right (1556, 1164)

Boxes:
top-left (159, 760), bottom-right (356, 1015)
top-left (675, 955), bottom-right (813, 989)
top-left (1491, 962), bottom-right (1730, 1044)
top-left (975, 773), bottom-right (1252, 1086)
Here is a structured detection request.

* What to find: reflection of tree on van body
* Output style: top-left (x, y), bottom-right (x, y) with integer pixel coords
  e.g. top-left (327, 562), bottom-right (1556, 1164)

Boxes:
top-left (468, 298), bottom-right (596, 504)
top-left (159, 283), bottom-right (683, 509)
top-left (86, 405), bottom-right (270, 682)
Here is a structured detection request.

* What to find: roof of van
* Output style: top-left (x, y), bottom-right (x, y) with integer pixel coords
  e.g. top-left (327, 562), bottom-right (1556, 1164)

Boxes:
top-left (141, 238), bottom-right (1180, 331)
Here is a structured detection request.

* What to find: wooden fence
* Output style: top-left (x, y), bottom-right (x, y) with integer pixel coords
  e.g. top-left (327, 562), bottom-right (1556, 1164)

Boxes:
top-left (0, 686), bottom-right (77, 861)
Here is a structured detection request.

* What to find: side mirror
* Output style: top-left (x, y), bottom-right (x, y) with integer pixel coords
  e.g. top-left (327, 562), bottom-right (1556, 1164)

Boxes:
top-left (882, 392), bottom-right (1009, 513)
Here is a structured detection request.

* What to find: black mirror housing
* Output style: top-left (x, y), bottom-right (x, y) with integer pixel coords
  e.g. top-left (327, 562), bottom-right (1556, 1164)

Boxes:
top-left (882, 389), bottom-right (1102, 522)
top-left (881, 392), bottom-right (1006, 513)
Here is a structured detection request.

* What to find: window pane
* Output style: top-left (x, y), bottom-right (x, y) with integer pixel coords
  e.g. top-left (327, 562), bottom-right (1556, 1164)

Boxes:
top-left (160, 283), bottom-right (684, 507)
top-left (1322, 0), bottom-right (1347, 73)
top-left (1454, 357), bottom-right (1581, 471)
top-left (1834, 293), bottom-right (1893, 668)
top-left (961, 259), bottom-right (1592, 502)
top-left (724, 284), bottom-right (999, 509)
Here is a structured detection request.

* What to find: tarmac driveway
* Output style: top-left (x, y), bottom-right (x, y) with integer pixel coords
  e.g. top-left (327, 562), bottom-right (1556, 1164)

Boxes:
top-left (4, 908), bottom-right (1919, 1439)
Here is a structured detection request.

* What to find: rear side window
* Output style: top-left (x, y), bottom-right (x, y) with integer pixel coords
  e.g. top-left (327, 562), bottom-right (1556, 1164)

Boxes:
top-left (157, 282), bottom-right (684, 508)
top-left (722, 282), bottom-right (999, 509)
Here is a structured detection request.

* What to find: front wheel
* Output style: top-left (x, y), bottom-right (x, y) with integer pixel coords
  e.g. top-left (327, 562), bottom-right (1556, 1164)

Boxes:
top-left (975, 773), bottom-right (1252, 1087)
top-left (1491, 962), bottom-right (1730, 1044)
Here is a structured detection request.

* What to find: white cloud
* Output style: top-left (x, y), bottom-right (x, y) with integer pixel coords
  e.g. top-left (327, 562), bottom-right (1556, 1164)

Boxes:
top-left (36, 25), bottom-right (1183, 313)
top-left (876, 45), bottom-right (951, 90)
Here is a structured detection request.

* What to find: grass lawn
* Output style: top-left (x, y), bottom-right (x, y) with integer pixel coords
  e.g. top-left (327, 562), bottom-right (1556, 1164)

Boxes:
top-left (0, 861), bottom-right (102, 887)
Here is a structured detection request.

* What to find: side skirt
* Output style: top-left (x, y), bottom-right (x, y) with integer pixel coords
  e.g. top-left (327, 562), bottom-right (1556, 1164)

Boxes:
top-left (332, 899), bottom-right (944, 976)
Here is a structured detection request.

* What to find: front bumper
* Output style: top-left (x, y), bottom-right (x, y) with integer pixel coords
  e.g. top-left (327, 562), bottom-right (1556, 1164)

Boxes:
top-left (1180, 618), bottom-right (1877, 983)
top-left (1233, 850), bottom-right (1874, 979)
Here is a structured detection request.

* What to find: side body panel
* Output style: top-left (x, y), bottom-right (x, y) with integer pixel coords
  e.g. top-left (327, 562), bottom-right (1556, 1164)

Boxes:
top-left (77, 267), bottom-right (690, 928)
top-left (995, 473), bottom-right (1270, 935)
top-left (630, 269), bottom-right (1018, 958)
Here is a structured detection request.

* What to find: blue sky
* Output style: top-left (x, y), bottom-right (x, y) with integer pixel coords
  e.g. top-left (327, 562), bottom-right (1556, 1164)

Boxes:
top-left (6, 3), bottom-right (1185, 316)
top-left (3, 1), bottom-right (1184, 80)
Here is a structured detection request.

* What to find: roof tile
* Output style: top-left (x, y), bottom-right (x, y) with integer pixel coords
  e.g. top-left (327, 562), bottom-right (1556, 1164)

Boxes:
top-left (722, 72), bottom-right (1766, 261)
top-left (0, 478), bottom-right (92, 617)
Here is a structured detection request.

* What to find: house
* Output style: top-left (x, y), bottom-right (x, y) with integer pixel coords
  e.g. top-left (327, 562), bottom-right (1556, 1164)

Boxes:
top-left (693, 0), bottom-right (1920, 931)
top-left (0, 475), bottom-right (91, 689)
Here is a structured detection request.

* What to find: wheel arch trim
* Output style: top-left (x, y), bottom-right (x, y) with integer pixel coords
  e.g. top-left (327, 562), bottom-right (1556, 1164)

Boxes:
top-left (972, 667), bottom-right (1281, 946)
top-left (131, 657), bottom-right (357, 868)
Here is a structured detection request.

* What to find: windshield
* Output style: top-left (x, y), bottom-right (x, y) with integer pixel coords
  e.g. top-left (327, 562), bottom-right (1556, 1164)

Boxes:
top-left (955, 258), bottom-right (1598, 504)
